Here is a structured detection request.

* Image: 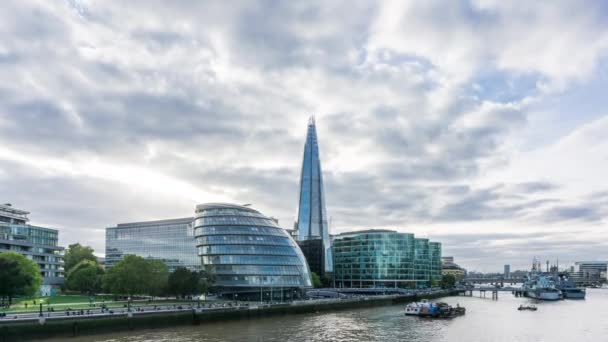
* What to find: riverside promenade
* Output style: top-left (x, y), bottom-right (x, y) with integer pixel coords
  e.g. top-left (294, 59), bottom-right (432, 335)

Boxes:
top-left (0, 289), bottom-right (457, 341)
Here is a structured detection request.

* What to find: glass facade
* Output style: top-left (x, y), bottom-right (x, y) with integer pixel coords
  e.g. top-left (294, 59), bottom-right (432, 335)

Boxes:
top-left (429, 242), bottom-right (442, 281)
top-left (333, 230), bottom-right (414, 288)
top-left (194, 203), bottom-right (312, 299)
top-left (105, 217), bottom-right (199, 271)
top-left (0, 204), bottom-right (64, 292)
top-left (295, 117), bottom-right (332, 273)
top-left (333, 230), bottom-right (442, 288)
top-left (414, 238), bottom-right (430, 285)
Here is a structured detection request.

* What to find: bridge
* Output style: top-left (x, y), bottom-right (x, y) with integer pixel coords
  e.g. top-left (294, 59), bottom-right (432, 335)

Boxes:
top-left (465, 277), bottom-right (524, 284)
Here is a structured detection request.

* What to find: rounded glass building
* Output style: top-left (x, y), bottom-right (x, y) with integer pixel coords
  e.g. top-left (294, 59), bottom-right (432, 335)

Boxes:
top-left (194, 203), bottom-right (312, 300)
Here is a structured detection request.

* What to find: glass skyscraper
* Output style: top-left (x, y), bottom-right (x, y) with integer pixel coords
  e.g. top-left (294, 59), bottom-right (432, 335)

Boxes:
top-left (194, 203), bottom-right (311, 300)
top-left (105, 217), bottom-right (200, 271)
top-left (295, 117), bottom-right (332, 274)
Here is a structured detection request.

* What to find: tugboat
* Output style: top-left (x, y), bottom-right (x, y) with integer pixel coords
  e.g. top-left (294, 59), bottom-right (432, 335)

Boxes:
top-left (518, 304), bottom-right (538, 311)
top-left (404, 300), bottom-right (465, 318)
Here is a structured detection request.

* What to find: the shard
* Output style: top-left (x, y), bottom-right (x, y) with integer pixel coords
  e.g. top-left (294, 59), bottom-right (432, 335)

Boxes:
top-left (295, 116), bottom-right (333, 274)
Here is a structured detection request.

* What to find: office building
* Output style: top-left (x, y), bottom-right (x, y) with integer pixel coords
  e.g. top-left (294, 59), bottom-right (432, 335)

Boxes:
top-left (294, 117), bottom-right (332, 275)
top-left (414, 238), bottom-right (430, 286)
top-left (569, 261), bottom-right (608, 285)
top-left (194, 203), bottom-right (312, 300)
top-left (105, 217), bottom-right (199, 271)
top-left (441, 256), bottom-right (466, 281)
top-left (504, 264), bottom-right (511, 279)
top-left (429, 242), bottom-right (442, 282)
top-left (0, 203), bottom-right (64, 295)
top-left (332, 229), bottom-right (442, 288)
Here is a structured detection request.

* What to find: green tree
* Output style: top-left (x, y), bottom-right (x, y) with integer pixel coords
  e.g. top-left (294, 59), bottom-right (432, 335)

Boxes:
top-left (198, 267), bottom-right (215, 294)
top-left (0, 252), bottom-right (43, 305)
top-left (168, 267), bottom-right (199, 298)
top-left (440, 274), bottom-right (456, 289)
top-left (310, 272), bottom-right (322, 288)
top-left (64, 243), bottom-right (97, 273)
top-left (65, 260), bottom-right (104, 294)
top-left (102, 255), bottom-right (168, 296)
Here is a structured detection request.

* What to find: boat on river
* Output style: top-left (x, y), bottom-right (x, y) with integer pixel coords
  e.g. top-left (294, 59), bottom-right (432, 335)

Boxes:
top-left (517, 304), bottom-right (537, 311)
top-left (404, 300), bottom-right (465, 318)
top-left (523, 275), bottom-right (562, 301)
top-left (556, 279), bottom-right (586, 299)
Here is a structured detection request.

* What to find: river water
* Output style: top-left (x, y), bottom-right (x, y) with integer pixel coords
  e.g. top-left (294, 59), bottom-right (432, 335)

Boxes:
top-left (59, 289), bottom-right (608, 342)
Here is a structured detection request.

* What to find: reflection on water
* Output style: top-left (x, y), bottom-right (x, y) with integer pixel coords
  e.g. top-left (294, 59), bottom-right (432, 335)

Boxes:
top-left (56, 289), bottom-right (608, 342)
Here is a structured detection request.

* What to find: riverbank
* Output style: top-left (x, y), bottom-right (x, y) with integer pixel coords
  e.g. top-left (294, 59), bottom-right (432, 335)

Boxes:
top-left (0, 290), bottom-right (455, 341)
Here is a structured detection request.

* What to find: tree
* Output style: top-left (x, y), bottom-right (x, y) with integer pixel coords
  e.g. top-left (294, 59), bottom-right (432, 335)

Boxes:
top-left (0, 252), bottom-right (43, 305)
top-left (168, 267), bottom-right (199, 298)
top-left (310, 272), bottom-right (322, 288)
top-left (64, 243), bottom-right (97, 273)
top-left (64, 260), bottom-right (104, 294)
top-left (440, 274), bottom-right (456, 289)
top-left (102, 255), bottom-right (168, 296)
top-left (198, 267), bottom-right (215, 295)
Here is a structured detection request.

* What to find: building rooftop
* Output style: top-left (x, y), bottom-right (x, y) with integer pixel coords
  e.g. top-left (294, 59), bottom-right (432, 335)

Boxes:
top-left (113, 217), bottom-right (193, 228)
top-left (195, 202), bottom-right (260, 213)
top-left (336, 229), bottom-right (399, 236)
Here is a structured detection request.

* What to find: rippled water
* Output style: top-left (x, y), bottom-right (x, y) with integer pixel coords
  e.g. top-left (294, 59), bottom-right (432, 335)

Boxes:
top-left (58, 289), bottom-right (608, 342)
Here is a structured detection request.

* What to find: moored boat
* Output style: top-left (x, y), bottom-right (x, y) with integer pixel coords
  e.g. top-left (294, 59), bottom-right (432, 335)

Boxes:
top-left (404, 300), bottom-right (465, 318)
top-left (523, 275), bottom-right (562, 301)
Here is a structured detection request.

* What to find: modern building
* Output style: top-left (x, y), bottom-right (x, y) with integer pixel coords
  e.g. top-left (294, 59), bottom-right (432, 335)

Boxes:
top-left (0, 203), bottom-right (64, 295)
top-left (414, 238), bottom-right (430, 286)
top-left (332, 229), bottom-right (442, 288)
top-left (441, 256), bottom-right (466, 281)
top-left (294, 117), bottom-right (332, 275)
top-left (194, 203), bottom-right (312, 300)
top-left (504, 264), bottom-right (511, 279)
top-left (569, 261), bottom-right (608, 285)
top-left (429, 242), bottom-right (442, 282)
top-left (105, 217), bottom-right (199, 271)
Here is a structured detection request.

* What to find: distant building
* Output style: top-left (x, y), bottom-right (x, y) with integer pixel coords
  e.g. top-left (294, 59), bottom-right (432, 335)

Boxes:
top-left (296, 238), bottom-right (324, 278)
top-left (294, 117), bottom-right (332, 275)
top-left (194, 203), bottom-right (311, 300)
top-left (105, 217), bottom-right (199, 271)
top-left (569, 261), bottom-right (608, 285)
top-left (441, 256), bottom-right (466, 281)
top-left (332, 229), bottom-right (442, 288)
top-left (504, 265), bottom-right (511, 279)
top-left (0, 203), bottom-right (64, 295)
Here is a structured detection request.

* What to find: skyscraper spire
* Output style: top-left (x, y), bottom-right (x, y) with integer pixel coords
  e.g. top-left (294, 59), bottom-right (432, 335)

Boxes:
top-left (296, 116), bottom-right (333, 273)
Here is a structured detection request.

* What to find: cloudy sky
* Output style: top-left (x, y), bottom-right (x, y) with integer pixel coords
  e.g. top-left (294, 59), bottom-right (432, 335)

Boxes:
top-left (1, 1), bottom-right (608, 272)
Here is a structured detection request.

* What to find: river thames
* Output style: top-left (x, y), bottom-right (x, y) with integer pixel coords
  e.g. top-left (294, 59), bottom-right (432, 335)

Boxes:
top-left (58, 289), bottom-right (608, 342)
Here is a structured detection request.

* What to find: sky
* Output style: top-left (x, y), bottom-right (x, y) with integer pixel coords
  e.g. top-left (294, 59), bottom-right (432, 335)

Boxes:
top-left (1, 1), bottom-right (608, 272)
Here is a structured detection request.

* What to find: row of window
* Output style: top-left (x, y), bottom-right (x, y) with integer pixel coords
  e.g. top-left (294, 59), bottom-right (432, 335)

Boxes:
top-left (213, 265), bottom-right (306, 276)
top-left (215, 275), bottom-right (308, 286)
top-left (194, 216), bottom-right (278, 228)
top-left (201, 255), bottom-right (302, 266)
top-left (198, 245), bottom-right (298, 256)
top-left (195, 235), bottom-right (293, 246)
top-left (195, 226), bottom-right (286, 237)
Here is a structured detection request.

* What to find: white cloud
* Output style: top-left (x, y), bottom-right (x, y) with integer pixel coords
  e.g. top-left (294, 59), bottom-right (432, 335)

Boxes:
top-left (0, 1), bottom-right (607, 271)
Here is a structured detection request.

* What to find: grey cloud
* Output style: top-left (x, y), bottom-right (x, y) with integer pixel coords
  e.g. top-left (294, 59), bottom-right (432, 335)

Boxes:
top-left (1, 1), bottom-right (607, 272)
